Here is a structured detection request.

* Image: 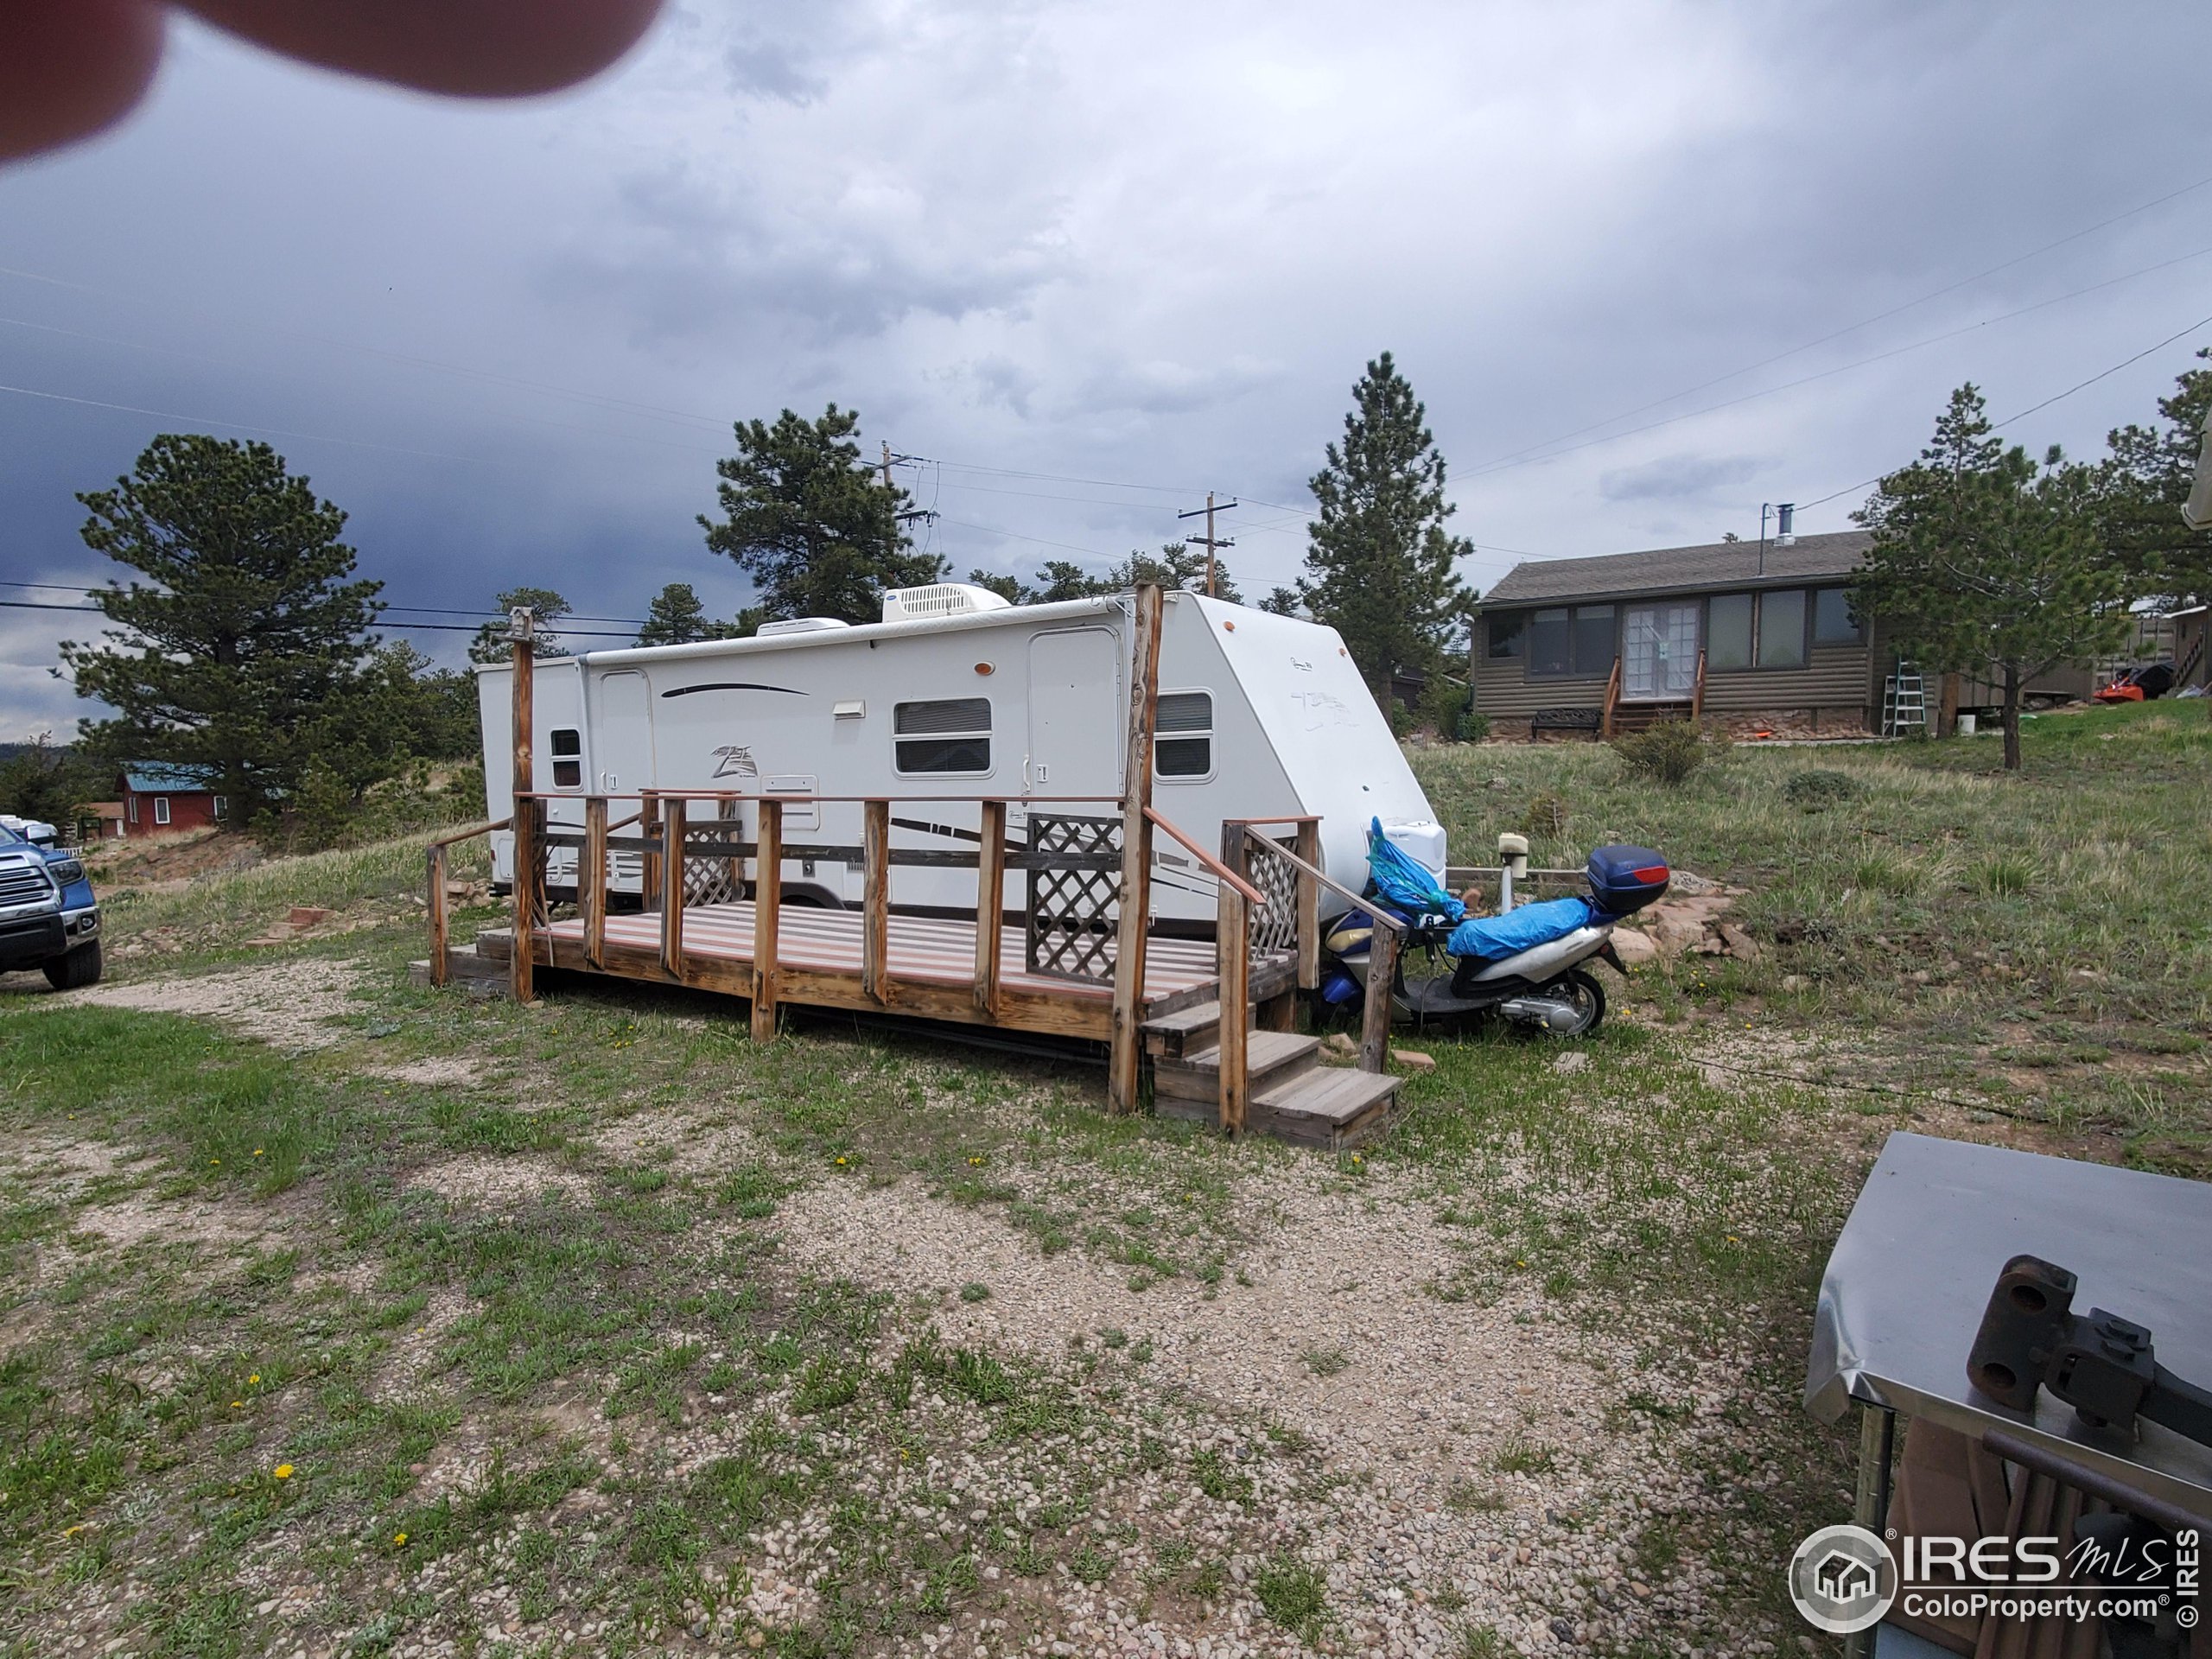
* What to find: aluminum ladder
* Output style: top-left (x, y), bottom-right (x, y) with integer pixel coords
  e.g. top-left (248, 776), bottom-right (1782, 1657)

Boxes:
top-left (1882, 664), bottom-right (1929, 737)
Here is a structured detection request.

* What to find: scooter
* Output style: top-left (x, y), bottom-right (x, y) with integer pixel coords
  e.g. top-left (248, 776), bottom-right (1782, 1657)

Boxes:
top-left (1316, 842), bottom-right (1670, 1038)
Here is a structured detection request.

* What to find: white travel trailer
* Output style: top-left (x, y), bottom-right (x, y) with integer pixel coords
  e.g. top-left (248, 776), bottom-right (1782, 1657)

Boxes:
top-left (476, 583), bottom-right (1444, 925)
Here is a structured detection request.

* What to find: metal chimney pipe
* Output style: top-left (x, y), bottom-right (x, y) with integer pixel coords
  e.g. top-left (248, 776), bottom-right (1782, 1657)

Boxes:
top-left (1777, 503), bottom-right (1796, 546)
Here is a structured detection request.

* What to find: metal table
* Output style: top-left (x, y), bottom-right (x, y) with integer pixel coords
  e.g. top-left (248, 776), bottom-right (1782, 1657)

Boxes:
top-left (1808, 1130), bottom-right (2212, 1519)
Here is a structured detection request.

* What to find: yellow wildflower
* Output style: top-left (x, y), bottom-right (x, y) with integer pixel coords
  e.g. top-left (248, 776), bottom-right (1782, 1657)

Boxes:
top-left (273, 1464), bottom-right (295, 1480)
top-left (248, 1374), bottom-right (259, 1384)
top-left (394, 1531), bottom-right (409, 1547)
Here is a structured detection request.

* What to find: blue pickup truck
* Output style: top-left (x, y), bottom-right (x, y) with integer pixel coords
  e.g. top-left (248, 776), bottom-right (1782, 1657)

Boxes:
top-left (0, 820), bottom-right (101, 988)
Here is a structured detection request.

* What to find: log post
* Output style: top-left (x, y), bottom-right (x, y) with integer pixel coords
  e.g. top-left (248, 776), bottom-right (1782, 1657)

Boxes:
top-left (1294, 817), bottom-right (1322, 993)
top-left (1108, 583), bottom-right (1166, 1114)
top-left (974, 799), bottom-right (1006, 1016)
top-left (509, 609), bottom-right (537, 1004)
top-left (752, 798), bottom-right (782, 1041)
top-left (660, 796), bottom-right (686, 980)
top-left (1215, 822), bottom-right (1249, 1135)
top-left (582, 795), bottom-right (607, 969)
top-left (427, 842), bottom-right (449, 988)
top-left (639, 789), bottom-right (661, 913)
top-left (861, 798), bottom-right (891, 1002)
top-left (1360, 923), bottom-right (1397, 1073)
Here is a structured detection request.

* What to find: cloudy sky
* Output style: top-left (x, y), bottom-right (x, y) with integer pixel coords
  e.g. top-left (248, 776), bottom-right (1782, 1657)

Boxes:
top-left (5, 0), bottom-right (2210, 737)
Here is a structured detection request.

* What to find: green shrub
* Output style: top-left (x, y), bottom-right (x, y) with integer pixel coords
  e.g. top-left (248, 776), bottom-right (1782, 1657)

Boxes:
top-left (1521, 791), bottom-right (1568, 840)
top-left (1609, 721), bottom-right (1714, 785)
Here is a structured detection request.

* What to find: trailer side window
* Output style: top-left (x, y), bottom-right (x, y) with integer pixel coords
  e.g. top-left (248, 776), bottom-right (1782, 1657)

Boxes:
top-left (893, 698), bottom-right (992, 774)
top-left (550, 728), bottom-right (582, 789)
top-left (1154, 691), bottom-right (1212, 779)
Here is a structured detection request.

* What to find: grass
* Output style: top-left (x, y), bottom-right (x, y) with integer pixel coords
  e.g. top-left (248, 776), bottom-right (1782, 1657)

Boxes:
top-left (1411, 700), bottom-right (2212, 1170)
top-left (5, 700), bottom-right (2201, 1652)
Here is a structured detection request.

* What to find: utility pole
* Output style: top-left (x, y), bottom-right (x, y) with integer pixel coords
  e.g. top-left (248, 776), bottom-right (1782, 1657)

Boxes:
top-left (1176, 493), bottom-right (1238, 596)
top-left (882, 442), bottom-right (894, 489)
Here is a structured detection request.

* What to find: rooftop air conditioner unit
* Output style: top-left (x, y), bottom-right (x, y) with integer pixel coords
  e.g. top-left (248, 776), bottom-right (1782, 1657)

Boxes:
top-left (754, 617), bottom-right (852, 638)
top-left (880, 582), bottom-right (1014, 624)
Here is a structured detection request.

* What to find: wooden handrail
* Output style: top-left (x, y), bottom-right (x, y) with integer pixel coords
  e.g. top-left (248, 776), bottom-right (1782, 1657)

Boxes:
top-left (1601, 658), bottom-right (1622, 739)
top-left (1230, 813), bottom-right (1321, 825)
top-left (1692, 650), bottom-right (1707, 721)
top-left (428, 817), bottom-right (509, 849)
top-left (1145, 807), bottom-right (1265, 905)
top-left (1233, 826), bottom-right (1406, 932)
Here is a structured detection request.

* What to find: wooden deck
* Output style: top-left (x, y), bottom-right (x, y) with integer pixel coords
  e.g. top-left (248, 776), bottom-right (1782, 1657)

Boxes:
top-left (457, 898), bottom-right (1277, 1043)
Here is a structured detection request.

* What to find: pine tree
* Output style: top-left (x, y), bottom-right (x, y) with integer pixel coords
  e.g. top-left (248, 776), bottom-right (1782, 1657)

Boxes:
top-left (1296, 353), bottom-right (1473, 703)
top-left (2097, 346), bottom-right (2212, 609)
top-left (60, 435), bottom-right (385, 825)
top-left (638, 582), bottom-right (735, 645)
top-left (468, 587), bottom-right (572, 663)
top-left (1851, 385), bottom-right (2128, 771)
top-left (701, 406), bottom-right (945, 624)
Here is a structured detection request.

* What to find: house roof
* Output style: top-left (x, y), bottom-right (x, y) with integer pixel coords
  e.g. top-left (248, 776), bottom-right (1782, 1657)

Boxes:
top-left (121, 761), bottom-right (219, 793)
top-left (1482, 529), bottom-right (1873, 606)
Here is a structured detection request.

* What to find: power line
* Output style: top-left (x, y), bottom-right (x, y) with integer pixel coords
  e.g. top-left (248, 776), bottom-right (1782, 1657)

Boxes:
top-left (1787, 308), bottom-right (2212, 513)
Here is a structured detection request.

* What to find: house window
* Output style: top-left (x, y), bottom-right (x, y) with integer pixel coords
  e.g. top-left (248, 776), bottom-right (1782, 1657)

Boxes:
top-left (1486, 613), bottom-right (1525, 658)
top-left (1154, 691), bottom-right (1212, 779)
top-left (1814, 587), bottom-right (1865, 645)
top-left (212, 796), bottom-right (226, 821)
top-left (550, 727), bottom-right (582, 789)
top-left (1759, 589), bottom-right (1808, 669)
top-left (1708, 594), bottom-right (1754, 671)
top-left (893, 697), bottom-right (992, 775)
top-left (126, 795), bottom-right (139, 824)
top-left (153, 797), bottom-right (171, 826)
top-left (1529, 605), bottom-right (1617, 677)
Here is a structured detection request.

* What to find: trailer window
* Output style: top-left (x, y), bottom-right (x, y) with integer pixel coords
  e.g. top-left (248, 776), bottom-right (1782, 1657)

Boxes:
top-left (893, 698), bottom-right (992, 774)
top-left (550, 728), bottom-right (582, 788)
top-left (1154, 691), bottom-right (1212, 779)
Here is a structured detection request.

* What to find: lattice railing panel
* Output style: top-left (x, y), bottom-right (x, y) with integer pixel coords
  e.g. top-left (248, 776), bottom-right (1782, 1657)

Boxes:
top-left (681, 812), bottom-right (743, 908)
top-left (1026, 813), bottom-right (1123, 984)
top-left (1244, 835), bottom-right (1300, 963)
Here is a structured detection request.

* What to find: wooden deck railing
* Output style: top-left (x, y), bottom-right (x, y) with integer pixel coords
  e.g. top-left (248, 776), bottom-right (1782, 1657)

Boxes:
top-left (1692, 649), bottom-right (1707, 721)
top-left (423, 817), bottom-right (509, 989)
top-left (1600, 658), bottom-right (1623, 739)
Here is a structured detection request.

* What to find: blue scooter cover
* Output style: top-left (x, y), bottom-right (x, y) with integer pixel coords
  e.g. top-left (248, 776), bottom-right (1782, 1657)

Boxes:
top-left (1445, 895), bottom-right (1599, 962)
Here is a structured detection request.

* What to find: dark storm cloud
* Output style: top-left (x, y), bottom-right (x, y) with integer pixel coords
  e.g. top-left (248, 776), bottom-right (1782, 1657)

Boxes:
top-left (4, 0), bottom-right (2211, 737)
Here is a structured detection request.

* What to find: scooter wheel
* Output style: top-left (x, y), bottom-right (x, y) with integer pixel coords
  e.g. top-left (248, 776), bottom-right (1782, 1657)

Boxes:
top-left (1550, 969), bottom-right (1605, 1037)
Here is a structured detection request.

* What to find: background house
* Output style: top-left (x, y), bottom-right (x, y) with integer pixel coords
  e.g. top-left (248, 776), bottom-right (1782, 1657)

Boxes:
top-left (1471, 531), bottom-right (2099, 740)
top-left (118, 762), bottom-right (225, 836)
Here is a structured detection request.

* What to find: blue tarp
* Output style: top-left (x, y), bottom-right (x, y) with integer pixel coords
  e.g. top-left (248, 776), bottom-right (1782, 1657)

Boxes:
top-left (1365, 818), bottom-right (1464, 926)
top-left (1445, 895), bottom-right (1599, 962)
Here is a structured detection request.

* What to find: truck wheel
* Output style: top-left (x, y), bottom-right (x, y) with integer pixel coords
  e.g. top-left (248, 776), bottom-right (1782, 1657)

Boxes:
top-left (42, 941), bottom-right (102, 990)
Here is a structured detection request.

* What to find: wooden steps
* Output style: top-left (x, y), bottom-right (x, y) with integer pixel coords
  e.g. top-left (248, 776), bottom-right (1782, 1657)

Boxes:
top-left (1142, 1000), bottom-right (1403, 1150)
top-left (1611, 699), bottom-right (1694, 733)
top-left (1252, 1066), bottom-right (1402, 1149)
top-left (1153, 1030), bottom-right (1319, 1103)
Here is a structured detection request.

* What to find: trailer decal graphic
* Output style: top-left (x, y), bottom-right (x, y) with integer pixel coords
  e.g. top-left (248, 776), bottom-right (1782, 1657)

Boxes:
top-left (660, 683), bottom-right (807, 699)
top-left (712, 747), bottom-right (761, 779)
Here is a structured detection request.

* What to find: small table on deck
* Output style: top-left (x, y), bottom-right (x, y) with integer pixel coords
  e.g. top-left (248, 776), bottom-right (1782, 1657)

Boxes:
top-left (1805, 1132), bottom-right (2212, 1656)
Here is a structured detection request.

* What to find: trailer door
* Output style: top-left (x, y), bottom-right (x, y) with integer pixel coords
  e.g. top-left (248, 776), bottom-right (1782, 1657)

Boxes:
top-left (595, 671), bottom-right (653, 792)
top-left (1026, 628), bottom-right (1122, 794)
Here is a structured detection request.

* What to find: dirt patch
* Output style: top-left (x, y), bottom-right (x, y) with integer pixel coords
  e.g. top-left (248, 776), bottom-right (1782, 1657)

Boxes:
top-left (53, 957), bottom-right (367, 1049)
top-left (404, 1154), bottom-right (594, 1210)
top-left (590, 1103), bottom-right (768, 1174)
top-left (772, 1169), bottom-right (1747, 1652)
top-left (368, 1057), bottom-right (486, 1088)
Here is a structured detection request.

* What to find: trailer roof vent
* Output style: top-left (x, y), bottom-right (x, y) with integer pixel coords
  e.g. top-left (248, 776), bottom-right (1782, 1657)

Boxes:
top-left (755, 617), bottom-right (852, 637)
top-left (880, 582), bottom-right (1014, 624)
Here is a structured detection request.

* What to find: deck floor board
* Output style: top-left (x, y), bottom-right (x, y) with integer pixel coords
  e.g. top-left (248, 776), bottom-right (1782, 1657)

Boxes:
top-left (539, 901), bottom-right (1219, 1004)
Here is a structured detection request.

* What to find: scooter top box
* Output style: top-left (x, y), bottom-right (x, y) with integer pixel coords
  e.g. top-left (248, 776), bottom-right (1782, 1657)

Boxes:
top-left (1586, 844), bottom-right (1669, 915)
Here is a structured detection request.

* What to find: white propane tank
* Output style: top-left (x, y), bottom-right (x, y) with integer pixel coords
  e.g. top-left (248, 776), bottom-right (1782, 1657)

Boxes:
top-left (1376, 817), bottom-right (1448, 880)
